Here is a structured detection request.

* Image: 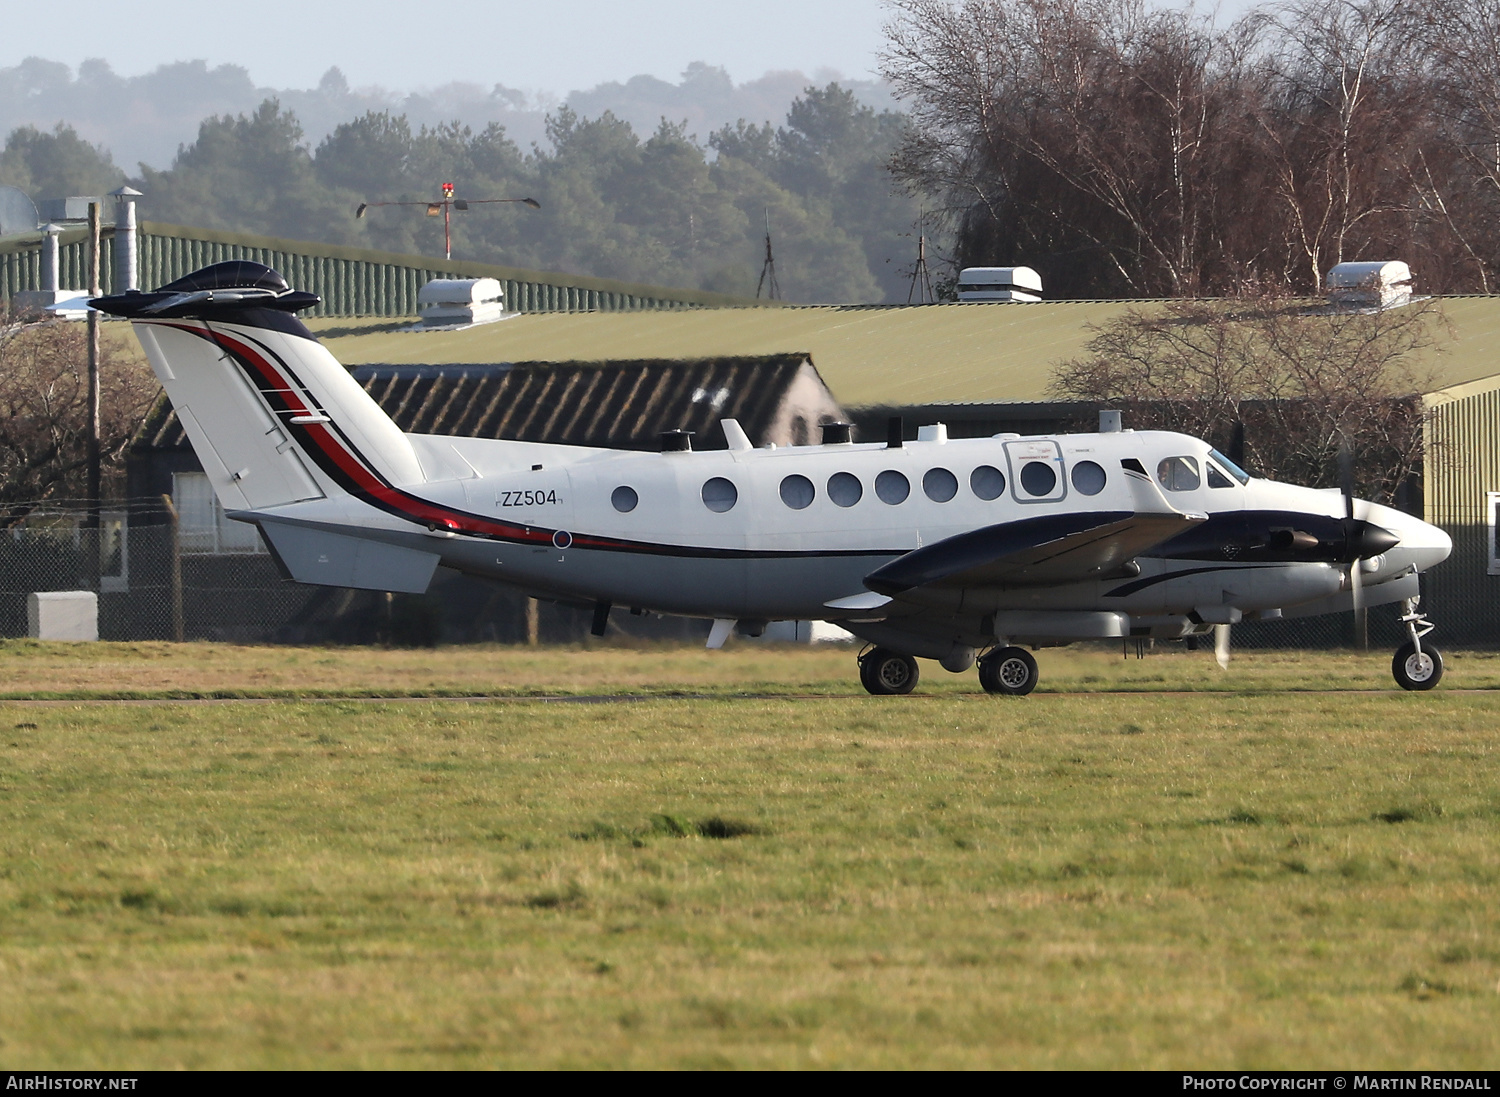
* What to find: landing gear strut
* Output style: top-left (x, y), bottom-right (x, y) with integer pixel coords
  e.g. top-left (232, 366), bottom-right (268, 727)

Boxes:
top-left (859, 647), bottom-right (919, 695)
top-left (1392, 597), bottom-right (1443, 691)
top-left (978, 646), bottom-right (1039, 696)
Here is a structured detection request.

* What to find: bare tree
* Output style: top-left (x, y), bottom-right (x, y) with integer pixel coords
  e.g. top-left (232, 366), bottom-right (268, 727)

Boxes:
top-left (884, 0), bottom-right (1264, 296)
top-left (1049, 289), bottom-right (1442, 501)
top-left (0, 313), bottom-right (157, 524)
top-left (1408, 0), bottom-right (1500, 290)
top-left (1248, 0), bottom-right (1440, 290)
top-left (885, 0), bottom-right (1493, 296)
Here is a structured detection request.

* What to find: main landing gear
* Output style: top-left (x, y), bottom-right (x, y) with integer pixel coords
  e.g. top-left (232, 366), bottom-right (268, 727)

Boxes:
top-left (858, 645), bottom-right (1042, 696)
top-left (1392, 597), bottom-right (1443, 691)
top-left (858, 647), bottom-right (920, 695)
top-left (977, 646), bottom-right (1039, 696)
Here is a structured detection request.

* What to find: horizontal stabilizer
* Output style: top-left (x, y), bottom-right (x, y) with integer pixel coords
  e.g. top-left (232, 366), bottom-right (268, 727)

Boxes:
top-left (255, 520), bottom-right (440, 593)
top-left (866, 509), bottom-right (1204, 595)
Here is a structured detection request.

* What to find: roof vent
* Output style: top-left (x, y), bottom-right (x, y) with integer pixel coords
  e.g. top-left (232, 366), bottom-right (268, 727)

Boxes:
top-left (1325, 261), bottom-right (1411, 310)
top-left (416, 277), bottom-right (505, 328)
top-left (821, 421), bottom-right (853, 444)
top-left (36, 196), bottom-right (103, 224)
top-left (660, 429), bottom-right (694, 452)
top-left (957, 266), bottom-right (1042, 303)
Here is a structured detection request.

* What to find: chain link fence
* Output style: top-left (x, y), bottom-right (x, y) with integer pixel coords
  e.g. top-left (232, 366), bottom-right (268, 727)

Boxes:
top-left (0, 507), bottom-right (1491, 649)
top-left (0, 506), bottom-right (708, 646)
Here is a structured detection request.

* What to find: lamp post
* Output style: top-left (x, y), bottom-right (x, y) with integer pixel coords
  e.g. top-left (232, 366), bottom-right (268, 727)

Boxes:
top-left (355, 185), bottom-right (540, 261)
top-left (86, 201), bottom-right (101, 537)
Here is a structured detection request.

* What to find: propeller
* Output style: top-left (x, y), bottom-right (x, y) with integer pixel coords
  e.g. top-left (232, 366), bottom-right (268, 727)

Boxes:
top-left (1337, 439), bottom-right (1362, 651)
top-left (1335, 435), bottom-right (1400, 651)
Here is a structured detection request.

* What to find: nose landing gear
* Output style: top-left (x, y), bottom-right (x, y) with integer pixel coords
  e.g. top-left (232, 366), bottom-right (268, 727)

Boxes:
top-left (1393, 597), bottom-right (1443, 691)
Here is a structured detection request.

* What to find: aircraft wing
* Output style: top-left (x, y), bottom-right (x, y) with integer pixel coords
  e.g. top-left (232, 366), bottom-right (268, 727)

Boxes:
top-left (865, 470), bottom-right (1206, 594)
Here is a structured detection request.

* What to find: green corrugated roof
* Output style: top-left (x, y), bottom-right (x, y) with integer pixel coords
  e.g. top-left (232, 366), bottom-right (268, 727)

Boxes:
top-left (315, 296), bottom-right (1500, 406)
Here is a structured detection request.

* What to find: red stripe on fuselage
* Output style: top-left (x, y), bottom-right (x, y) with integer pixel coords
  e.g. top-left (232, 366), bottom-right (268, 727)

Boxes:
top-left (159, 321), bottom-right (556, 546)
top-left (150, 320), bottom-right (899, 560)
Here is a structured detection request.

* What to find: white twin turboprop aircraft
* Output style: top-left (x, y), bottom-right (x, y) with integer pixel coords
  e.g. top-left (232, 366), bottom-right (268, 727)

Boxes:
top-left (94, 262), bottom-right (1454, 694)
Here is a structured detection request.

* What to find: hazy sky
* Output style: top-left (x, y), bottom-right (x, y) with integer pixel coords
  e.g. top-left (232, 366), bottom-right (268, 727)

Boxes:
top-left (7, 0), bottom-right (893, 93)
top-left (5, 1), bottom-right (1261, 96)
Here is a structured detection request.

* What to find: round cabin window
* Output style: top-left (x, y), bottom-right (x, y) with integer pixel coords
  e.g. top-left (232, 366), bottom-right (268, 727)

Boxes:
top-left (875, 469), bottom-right (910, 504)
top-left (611, 485), bottom-right (638, 512)
top-left (780, 474), bottom-right (815, 509)
top-left (970, 465), bottom-right (1005, 500)
top-left (1020, 460), bottom-right (1058, 496)
top-left (923, 467), bottom-right (959, 502)
top-left (1071, 460), bottom-right (1106, 496)
top-left (828, 472), bottom-right (863, 507)
top-left (702, 477), bottom-right (738, 513)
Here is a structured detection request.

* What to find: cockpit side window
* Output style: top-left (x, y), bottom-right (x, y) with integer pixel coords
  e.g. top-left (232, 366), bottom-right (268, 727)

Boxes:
top-left (1157, 456), bottom-right (1201, 491)
top-left (1207, 464), bottom-right (1234, 489)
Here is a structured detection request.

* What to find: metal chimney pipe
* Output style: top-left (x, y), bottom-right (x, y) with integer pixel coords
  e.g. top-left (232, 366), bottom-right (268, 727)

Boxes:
top-left (40, 224), bottom-right (62, 294)
top-left (110, 186), bottom-right (142, 291)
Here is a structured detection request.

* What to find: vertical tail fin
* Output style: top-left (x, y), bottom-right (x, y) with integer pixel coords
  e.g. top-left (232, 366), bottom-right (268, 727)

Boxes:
top-left (94, 262), bottom-right (425, 513)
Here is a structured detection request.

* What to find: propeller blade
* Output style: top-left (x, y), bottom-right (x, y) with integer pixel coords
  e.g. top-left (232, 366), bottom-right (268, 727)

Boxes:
top-left (1351, 554), bottom-right (1369, 651)
top-left (1214, 623), bottom-right (1231, 670)
top-left (1337, 434), bottom-right (1356, 522)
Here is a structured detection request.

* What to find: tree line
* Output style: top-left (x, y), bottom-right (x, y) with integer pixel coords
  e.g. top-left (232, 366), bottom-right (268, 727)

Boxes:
top-left (885, 0), bottom-right (1500, 298)
top-left (1, 84), bottom-right (923, 304)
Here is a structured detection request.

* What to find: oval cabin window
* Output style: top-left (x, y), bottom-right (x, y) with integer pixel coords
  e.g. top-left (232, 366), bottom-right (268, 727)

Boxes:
top-left (875, 470), bottom-right (910, 505)
top-left (828, 472), bottom-right (862, 507)
top-left (780, 475), bottom-right (815, 510)
top-left (611, 486), bottom-right (638, 513)
top-left (923, 468), bottom-right (959, 502)
top-left (702, 477), bottom-right (739, 513)
top-left (1071, 461), bottom-right (1106, 496)
top-left (970, 465), bottom-right (1005, 500)
top-left (1020, 461), bottom-right (1058, 496)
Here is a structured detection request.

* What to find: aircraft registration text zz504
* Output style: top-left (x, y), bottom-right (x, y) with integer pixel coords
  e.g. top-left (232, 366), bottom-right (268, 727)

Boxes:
top-left (498, 489), bottom-right (560, 507)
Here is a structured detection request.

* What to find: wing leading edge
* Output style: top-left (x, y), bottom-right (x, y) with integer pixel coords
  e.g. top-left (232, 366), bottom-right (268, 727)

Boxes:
top-left (861, 467), bottom-right (1206, 597)
top-left (864, 509), bottom-right (1204, 594)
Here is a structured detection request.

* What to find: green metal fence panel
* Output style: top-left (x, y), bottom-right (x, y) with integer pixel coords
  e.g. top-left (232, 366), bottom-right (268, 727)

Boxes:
top-left (3, 221), bottom-right (766, 317)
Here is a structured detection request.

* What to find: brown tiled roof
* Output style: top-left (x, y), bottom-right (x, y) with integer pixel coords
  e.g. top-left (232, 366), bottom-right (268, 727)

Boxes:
top-left (134, 354), bottom-right (831, 453)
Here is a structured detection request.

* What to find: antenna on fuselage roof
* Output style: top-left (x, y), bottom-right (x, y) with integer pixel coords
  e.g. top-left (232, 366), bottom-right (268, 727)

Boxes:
top-left (756, 208), bottom-right (781, 301)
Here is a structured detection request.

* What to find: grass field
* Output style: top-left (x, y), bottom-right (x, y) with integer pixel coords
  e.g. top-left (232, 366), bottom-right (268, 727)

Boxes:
top-left (5, 638), bottom-right (1500, 698)
top-left (0, 641), bottom-right (1497, 1068)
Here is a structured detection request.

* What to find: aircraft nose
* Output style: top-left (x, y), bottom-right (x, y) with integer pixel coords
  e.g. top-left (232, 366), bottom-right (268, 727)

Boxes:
top-left (1374, 508), bottom-right (1452, 572)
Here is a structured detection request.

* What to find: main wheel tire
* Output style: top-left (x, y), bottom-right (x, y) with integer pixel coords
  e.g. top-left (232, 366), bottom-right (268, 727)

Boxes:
top-left (859, 648), bottom-right (919, 695)
top-left (978, 646), bottom-right (1039, 696)
top-left (1393, 641), bottom-right (1443, 691)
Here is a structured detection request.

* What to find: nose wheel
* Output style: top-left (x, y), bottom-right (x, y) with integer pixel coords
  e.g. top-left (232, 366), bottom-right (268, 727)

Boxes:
top-left (1393, 597), bottom-right (1442, 691)
top-left (978, 646), bottom-right (1039, 696)
top-left (1393, 641), bottom-right (1442, 690)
